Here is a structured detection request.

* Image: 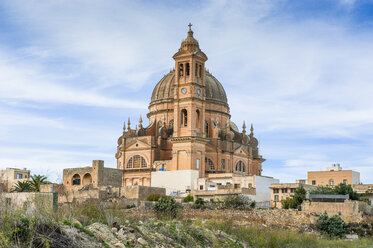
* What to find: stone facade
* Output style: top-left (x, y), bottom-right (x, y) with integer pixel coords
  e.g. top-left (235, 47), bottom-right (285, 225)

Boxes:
top-left (40, 183), bottom-right (65, 194)
top-left (0, 168), bottom-right (30, 192)
top-left (115, 25), bottom-right (264, 189)
top-left (121, 186), bottom-right (166, 201)
top-left (63, 160), bottom-right (122, 194)
top-left (307, 166), bottom-right (360, 186)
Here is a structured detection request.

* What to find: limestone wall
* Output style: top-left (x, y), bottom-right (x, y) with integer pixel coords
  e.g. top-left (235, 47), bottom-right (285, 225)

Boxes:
top-left (103, 168), bottom-right (122, 187)
top-left (121, 186), bottom-right (166, 201)
top-left (301, 200), bottom-right (372, 222)
top-left (1, 192), bottom-right (57, 211)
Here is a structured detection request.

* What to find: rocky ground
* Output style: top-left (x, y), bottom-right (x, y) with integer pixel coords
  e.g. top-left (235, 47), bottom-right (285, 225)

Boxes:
top-left (34, 208), bottom-right (317, 248)
top-left (56, 219), bottom-right (244, 248)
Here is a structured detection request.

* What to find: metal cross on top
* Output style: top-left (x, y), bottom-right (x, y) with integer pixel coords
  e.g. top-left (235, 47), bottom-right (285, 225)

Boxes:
top-left (188, 23), bottom-right (192, 31)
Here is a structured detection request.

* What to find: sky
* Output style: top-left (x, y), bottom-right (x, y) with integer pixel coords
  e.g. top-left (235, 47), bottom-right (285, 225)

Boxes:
top-left (0, 0), bottom-right (373, 183)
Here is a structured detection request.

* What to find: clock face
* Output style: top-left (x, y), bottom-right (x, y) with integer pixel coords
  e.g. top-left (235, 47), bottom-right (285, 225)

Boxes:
top-left (197, 89), bottom-right (201, 96)
top-left (181, 88), bottom-right (187, 94)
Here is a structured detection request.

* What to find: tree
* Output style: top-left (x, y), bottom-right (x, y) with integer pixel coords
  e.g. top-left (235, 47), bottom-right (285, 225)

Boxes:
top-left (183, 194), bottom-right (194, 202)
top-left (310, 185), bottom-right (335, 195)
top-left (281, 186), bottom-right (306, 209)
top-left (334, 183), bottom-right (360, 200)
top-left (30, 175), bottom-right (47, 192)
top-left (292, 186), bottom-right (307, 207)
top-left (12, 181), bottom-right (31, 192)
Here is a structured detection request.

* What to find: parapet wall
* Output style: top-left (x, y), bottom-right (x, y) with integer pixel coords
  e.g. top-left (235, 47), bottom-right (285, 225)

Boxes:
top-left (1, 192), bottom-right (58, 211)
top-left (301, 200), bottom-right (372, 223)
top-left (121, 186), bottom-right (166, 201)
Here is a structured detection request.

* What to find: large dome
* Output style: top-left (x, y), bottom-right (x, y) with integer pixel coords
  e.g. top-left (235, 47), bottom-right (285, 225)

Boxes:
top-left (150, 70), bottom-right (228, 107)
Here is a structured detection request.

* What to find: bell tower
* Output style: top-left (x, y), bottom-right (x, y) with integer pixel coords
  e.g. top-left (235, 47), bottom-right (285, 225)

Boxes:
top-left (169, 24), bottom-right (208, 174)
top-left (173, 23), bottom-right (208, 137)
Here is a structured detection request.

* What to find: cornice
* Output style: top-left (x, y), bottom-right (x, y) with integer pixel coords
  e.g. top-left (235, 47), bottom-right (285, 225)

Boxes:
top-left (169, 136), bottom-right (209, 144)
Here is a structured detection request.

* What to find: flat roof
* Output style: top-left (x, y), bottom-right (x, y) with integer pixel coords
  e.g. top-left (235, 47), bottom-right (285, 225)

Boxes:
top-left (308, 194), bottom-right (349, 199)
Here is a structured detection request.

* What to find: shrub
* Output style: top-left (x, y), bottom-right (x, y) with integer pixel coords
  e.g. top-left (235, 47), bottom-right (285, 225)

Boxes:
top-left (195, 198), bottom-right (204, 205)
top-left (183, 194), bottom-right (194, 202)
top-left (192, 198), bottom-right (205, 209)
top-left (334, 184), bottom-right (360, 200)
top-left (13, 217), bottom-right (32, 243)
top-left (310, 186), bottom-right (335, 195)
top-left (153, 197), bottom-right (181, 219)
top-left (250, 201), bottom-right (256, 208)
top-left (316, 214), bottom-right (347, 237)
top-left (72, 201), bottom-right (105, 225)
top-left (146, 194), bottom-right (162, 201)
top-left (281, 186), bottom-right (306, 209)
top-left (223, 194), bottom-right (251, 209)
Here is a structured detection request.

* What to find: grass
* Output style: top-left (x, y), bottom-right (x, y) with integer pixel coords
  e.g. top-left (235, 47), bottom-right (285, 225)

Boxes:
top-left (205, 219), bottom-right (373, 248)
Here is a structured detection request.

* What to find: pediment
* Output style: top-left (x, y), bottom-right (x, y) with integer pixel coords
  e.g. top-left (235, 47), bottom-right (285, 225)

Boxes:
top-left (125, 138), bottom-right (151, 150)
top-left (234, 145), bottom-right (250, 156)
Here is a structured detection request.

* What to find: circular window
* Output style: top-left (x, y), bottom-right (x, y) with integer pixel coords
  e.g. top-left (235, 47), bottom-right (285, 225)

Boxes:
top-left (181, 88), bottom-right (187, 94)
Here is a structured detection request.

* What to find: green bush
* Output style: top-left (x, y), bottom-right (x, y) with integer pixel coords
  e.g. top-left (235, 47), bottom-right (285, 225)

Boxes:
top-left (281, 186), bottom-right (306, 209)
top-left (334, 184), bottom-right (360, 200)
top-left (72, 202), bottom-right (105, 225)
top-left (223, 194), bottom-right (251, 209)
top-left (192, 198), bottom-right (205, 209)
top-left (316, 214), bottom-right (347, 237)
top-left (195, 198), bottom-right (204, 205)
top-left (183, 194), bottom-right (194, 202)
top-left (13, 217), bottom-right (32, 243)
top-left (153, 197), bottom-right (181, 219)
top-left (146, 194), bottom-right (162, 201)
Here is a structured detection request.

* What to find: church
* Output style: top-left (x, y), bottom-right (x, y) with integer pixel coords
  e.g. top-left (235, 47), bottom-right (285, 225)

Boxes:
top-left (115, 24), bottom-right (265, 190)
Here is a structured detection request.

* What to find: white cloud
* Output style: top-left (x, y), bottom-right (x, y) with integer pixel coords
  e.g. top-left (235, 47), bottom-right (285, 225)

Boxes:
top-left (0, 48), bottom-right (146, 108)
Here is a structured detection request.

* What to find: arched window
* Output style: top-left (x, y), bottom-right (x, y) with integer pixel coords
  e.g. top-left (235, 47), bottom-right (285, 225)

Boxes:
top-left (205, 158), bottom-right (215, 170)
top-left (72, 174), bottom-right (81, 185)
top-left (127, 155), bottom-right (147, 168)
top-left (235, 161), bottom-right (245, 173)
top-left (181, 109), bottom-right (187, 127)
top-left (329, 179), bottom-right (334, 186)
top-left (196, 110), bottom-right (200, 127)
top-left (127, 157), bottom-right (133, 168)
top-left (82, 173), bottom-right (92, 185)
